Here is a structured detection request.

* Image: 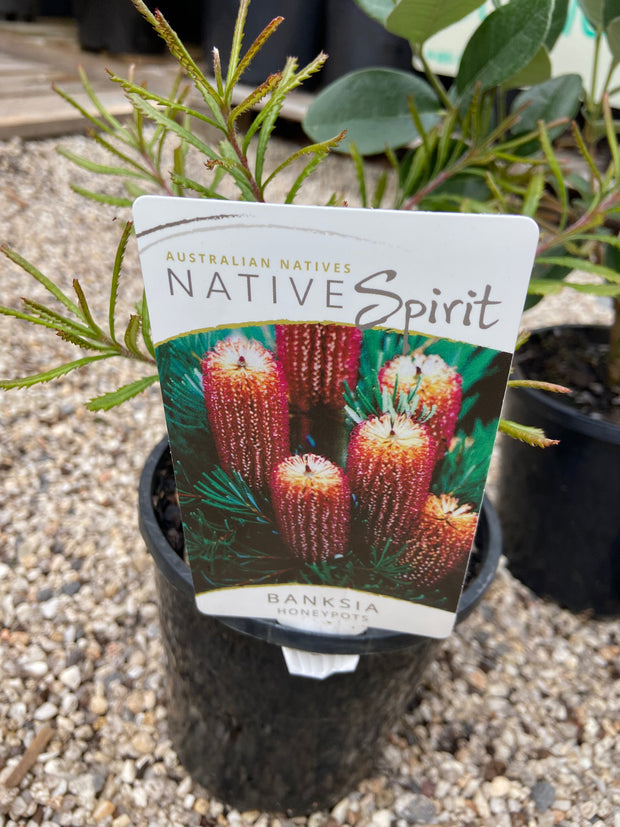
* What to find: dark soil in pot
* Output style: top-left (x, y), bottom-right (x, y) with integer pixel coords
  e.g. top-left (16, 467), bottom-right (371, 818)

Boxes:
top-left (516, 324), bottom-right (620, 425)
top-left (139, 439), bottom-right (502, 813)
top-left (497, 325), bottom-right (620, 616)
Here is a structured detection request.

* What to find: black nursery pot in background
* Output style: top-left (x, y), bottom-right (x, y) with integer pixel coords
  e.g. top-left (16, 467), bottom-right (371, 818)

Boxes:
top-left (203, 0), bottom-right (326, 89)
top-left (320, 0), bottom-right (413, 85)
top-left (75, 0), bottom-right (203, 53)
top-left (139, 437), bottom-right (502, 815)
top-left (496, 326), bottom-right (620, 617)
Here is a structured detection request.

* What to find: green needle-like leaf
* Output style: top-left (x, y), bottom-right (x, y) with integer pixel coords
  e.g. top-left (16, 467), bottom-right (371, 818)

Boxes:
top-left (124, 314), bottom-right (143, 357)
top-left (86, 374), bottom-right (159, 411)
top-left (68, 185), bottom-right (134, 207)
top-left (1, 245), bottom-right (82, 317)
top-left (110, 221), bottom-right (133, 344)
top-left (0, 355), bottom-right (115, 391)
top-left (498, 418), bottom-right (559, 447)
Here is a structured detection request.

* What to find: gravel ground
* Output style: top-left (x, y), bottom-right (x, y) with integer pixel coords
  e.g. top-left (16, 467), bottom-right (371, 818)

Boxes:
top-left (1, 132), bottom-right (619, 827)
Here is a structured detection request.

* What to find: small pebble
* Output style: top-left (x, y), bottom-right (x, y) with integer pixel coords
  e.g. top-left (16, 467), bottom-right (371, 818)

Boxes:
top-left (23, 660), bottom-right (49, 678)
top-left (93, 799), bottom-right (115, 820)
top-left (59, 665), bottom-right (81, 691)
top-left (532, 780), bottom-right (556, 813)
top-left (89, 694), bottom-right (108, 716)
top-left (33, 702), bottom-right (58, 721)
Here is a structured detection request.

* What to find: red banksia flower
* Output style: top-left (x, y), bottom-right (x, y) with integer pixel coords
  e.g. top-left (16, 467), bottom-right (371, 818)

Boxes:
top-left (275, 323), bottom-right (362, 411)
top-left (270, 454), bottom-right (351, 563)
top-left (378, 353), bottom-right (462, 456)
top-left (201, 337), bottom-right (289, 493)
top-left (400, 494), bottom-right (478, 589)
top-left (346, 413), bottom-right (436, 550)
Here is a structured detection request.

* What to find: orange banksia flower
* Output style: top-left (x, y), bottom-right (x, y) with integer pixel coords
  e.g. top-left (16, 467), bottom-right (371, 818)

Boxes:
top-left (270, 453), bottom-right (351, 562)
top-left (400, 493), bottom-right (478, 589)
top-left (201, 337), bottom-right (289, 493)
top-left (275, 323), bottom-right (362, 411)
top-left (346, 413), bottom-right (436, 550)
top-left (379, 353), bottom-right (462, 456)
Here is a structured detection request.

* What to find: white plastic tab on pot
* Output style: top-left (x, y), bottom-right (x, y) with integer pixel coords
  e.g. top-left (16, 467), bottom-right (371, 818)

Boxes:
top-left (281, 647), bottom-right (360, 680)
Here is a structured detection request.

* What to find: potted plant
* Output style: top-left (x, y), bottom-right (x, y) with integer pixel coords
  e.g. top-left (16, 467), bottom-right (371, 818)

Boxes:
top-left (302, 0), bottom-right (620, 616)
top-left (0, 0), bottom-right (580, 814)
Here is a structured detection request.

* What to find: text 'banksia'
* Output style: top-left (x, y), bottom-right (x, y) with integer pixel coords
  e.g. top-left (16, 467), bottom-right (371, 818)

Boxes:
top-left (400, 493), bottom-right (478, 589)
top-left (270, 454), bottom-right (350, 562)
top-left (201, 337), bottom-right (289, 494)
top-left (346, 413), bottom-right (435, 551)
top-left (379, 353), bottom-right (462, 456)
top-left (275, 323), bottom-right (362, 410)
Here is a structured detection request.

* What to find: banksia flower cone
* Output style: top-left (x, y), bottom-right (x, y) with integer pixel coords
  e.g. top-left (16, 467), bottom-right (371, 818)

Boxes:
top-left (270, 454), bottom-right (350, 562)
top-left (399, 494), bottom-right (478, 589)
top-left (201, 338), bottom-right (289, 494)
top-left (275, 323), bottom-right (362, 411)
top-left (346, 413), bottom-right (436, 550)
top-left (379, 353), bottom-right (462, 457)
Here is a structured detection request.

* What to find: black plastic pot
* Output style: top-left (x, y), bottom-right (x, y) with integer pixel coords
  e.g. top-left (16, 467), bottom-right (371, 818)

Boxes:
top-left (320, 0), bottom-right (413, 85)
top-left (75, 0), bottom-right (203, 53)
top-left (38, 0), bottom-right (73, 15)
top-left (203, 0), bottom-right (325, 88)
top-left (139, 437), bottom-right (502, 814)
top-left (0, 0), bottom-right (37, 19)
top-left (497, 325), bottom-right (620, 616)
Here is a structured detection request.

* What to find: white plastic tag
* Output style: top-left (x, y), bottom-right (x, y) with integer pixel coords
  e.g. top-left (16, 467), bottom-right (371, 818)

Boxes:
top-left (281, 647), bottom-right (360, 680)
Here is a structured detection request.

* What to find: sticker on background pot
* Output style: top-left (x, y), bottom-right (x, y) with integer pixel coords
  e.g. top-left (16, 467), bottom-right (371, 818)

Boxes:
top-left (132, 197), bottom-right (538, 640)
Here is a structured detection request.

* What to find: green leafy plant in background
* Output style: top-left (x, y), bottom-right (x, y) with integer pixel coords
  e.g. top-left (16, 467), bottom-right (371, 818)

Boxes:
top-left (304, 0), bottom-right (620, 394)
top-left (0, 0), bottom-right (590, 446)
top-left (0, 0), bottom-right (342, 411)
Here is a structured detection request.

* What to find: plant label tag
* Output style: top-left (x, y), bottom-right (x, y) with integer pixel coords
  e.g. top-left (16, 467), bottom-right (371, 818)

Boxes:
top-left (133, 196), bottom-right (538, 640)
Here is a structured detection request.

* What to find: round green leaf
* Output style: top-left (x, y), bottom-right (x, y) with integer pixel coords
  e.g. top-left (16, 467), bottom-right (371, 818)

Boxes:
top-left (606, 17), bottom-right (620, 60)
top-left (385, 0), bottom-right (486, 46)
top-left (302, 68), bottom-right (440, 156)
top-left (456, 0), bottom-right (554, 99)
top-left (577, 0), bottom-right (604, 30)
top-left (503, 47), bottom-right (552, 90)
top-left (604, 0), bottom-right (620, 58)
top-left (511, 74), bottom-right (583, 137)
top-left (545, 0), bottom-right (569, 50)
top-left (604, 0), bottom-right (620, 25)
top-left (352, 0), bottom-right (395, 26)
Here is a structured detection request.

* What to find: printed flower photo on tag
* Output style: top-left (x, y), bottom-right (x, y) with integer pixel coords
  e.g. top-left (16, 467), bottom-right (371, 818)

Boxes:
top-left (157, 322), bottom-right (510, 616)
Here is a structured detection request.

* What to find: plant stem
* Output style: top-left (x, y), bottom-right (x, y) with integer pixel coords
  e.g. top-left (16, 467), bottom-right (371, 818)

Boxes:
top-left (417, 48), bottom-right (456, 114)
top-left (590, 32), bottom-right (602, 111)
top-left (536, 189), bottom-right (620, 256)
top-left (220, 101), bottom-right (264, 201)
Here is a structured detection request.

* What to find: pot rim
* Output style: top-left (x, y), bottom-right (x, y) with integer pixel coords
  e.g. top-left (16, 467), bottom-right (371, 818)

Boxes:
top-left (139, 436), bottom-right (502, 655)
top-left (513, 324), bottom-right (620, 445)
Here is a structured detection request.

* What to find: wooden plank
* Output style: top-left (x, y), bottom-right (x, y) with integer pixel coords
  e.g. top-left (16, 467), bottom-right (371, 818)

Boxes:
top-left (0, 18), bottom-right (312, 140)
top-left (0, 89), bottom-right (133, 139)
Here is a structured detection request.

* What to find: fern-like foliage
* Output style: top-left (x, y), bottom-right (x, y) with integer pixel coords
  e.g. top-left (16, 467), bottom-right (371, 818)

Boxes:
top-left (0, 222), bottom-right (157, 410)
top-left (195, 467), bottom-right (273, 527)
top-left (55, 0), bottom-right (344, 208)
